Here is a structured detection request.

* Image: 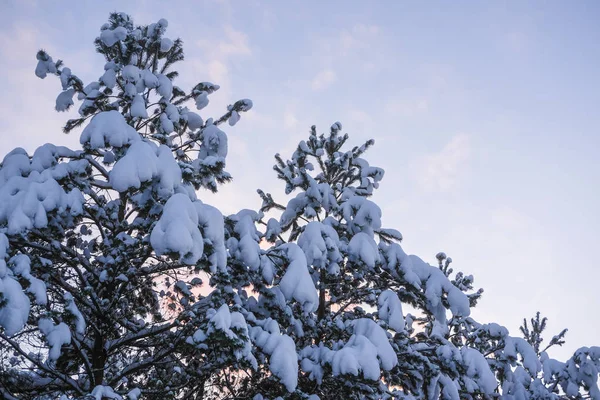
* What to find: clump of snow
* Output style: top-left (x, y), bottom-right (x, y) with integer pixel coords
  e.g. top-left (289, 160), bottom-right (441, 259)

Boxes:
top-left (100, 26), bottom-right (127, 47)
top-left (348, 232), bottom-right (379, 268)
top-left (110, 141), bottom-right (158, 192)
top-left (194, 201), bottom-right (226, 273)
top-left (195, 91), bottom-right (209, 110)
top-left (378, 242), bottom-right (421, 288)
top-left (278, 244), bottom-right (318, 313)
top-left (228, 110), bottom-right (240, 126)
top-left (504, 336), bottom-right (541, 375)
top-left (0, 273), bottom-right (31, 336)
top-left (182, 109), bottom-right (203, 131)
top-left (198, 124), bottom-right (228, 160)
top-left (0, 161), bottom-right (85, 234)
top-left (341, 196), bottom-right (381, 235)
top-left (38, 318), bottom-right (71, 361)
top-left (35, 51), bottom-right (57, 79)
top-left (141, 69), bottom-right (159, 88)
top-left (228, 209), bottom-right (262, 271)
top-left (8, 255), bottom-right (46, 307)
top-left (130, 95), bottom-right (148, 118)
top-left (151, 193), bottom-right (204, 264)
top-left (351, 318), bottom-right (398, 371)
top-left (92, 385), bottom-right (122, 400)
top-left (80, 111), bottom-right (140, 149)
top-left (122, 65), bottom-right (141, 83)
top-left (155, 145), bottom-right (182, 196)
top-left (156, 74), bottom-right (172, 99)
top-left (331, 334), bottom-right (381, 380)
top-left (199, 304), bottom-right (257, 367)
top-left (251, 319), bottom-right (298, 392)
top-left (160, 37), bottom-right (174, 52)
top-left (461, 347), bottom-right (497, 394)
top-left (406, 254), bottom-right (471, 335)
top-left (101, 68), bottom-right (117, 89)
top-left (378, 290), bottom-right (404, 332)
top-left (64, 292), bottom-right (85, 334)
top-left (298, 221), bottom-right (342, 274)
top-left (55, 89), bottom-right (75, 112)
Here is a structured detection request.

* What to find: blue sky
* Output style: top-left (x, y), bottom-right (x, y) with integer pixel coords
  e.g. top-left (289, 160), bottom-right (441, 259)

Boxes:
top-left (1, 0), bottom-right (599, 360)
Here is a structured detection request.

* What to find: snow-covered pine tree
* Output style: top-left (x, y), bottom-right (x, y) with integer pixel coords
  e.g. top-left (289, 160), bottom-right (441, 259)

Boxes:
top-left (205, 123), bottom-right (492, 399)
top-left (202, 124), bottom-right (599, 400)
top-left (0, 12), bottom-right (252, 399)
top-left (451, 311), bottom-right (600, 400)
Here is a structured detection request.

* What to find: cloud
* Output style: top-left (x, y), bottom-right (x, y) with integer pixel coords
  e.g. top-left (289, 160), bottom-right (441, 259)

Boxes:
top-left (413, 134), bottom-right (471, 192)
top-left (283, 110), bottom-right (298, 130)
top-left (182, 24), bottom-right (253, 114)
top-left (0, 23), bottom-right (83, 155)
top-left (385, 98), bottom-right (429, 117)
top-left (339, 24), bottom-right (380, 54)
top-left (217, 25), bottom-right (251, 57)
top-left (311, 69), bottom-right (336, 91)
top-left (306, 23), bottom-right (381, 92)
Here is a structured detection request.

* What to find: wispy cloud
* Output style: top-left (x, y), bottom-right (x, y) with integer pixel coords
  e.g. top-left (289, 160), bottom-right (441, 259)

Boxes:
top-left (311, 69), bottom-right (336, 91)
top-left (385, 98), bottom-right (429, 117)
top-left (0, 23), bottom-right (82, 154)
top-left (338, 24), bottom-right (380, 54)
top-left (182, 24), bottom-right (253, 114)
top-left (413, 134), bottom-right (471, 192)
top-left (216, 26), bottom-right (252, 57)
top-left (283, 110), bottom-right (298, 130)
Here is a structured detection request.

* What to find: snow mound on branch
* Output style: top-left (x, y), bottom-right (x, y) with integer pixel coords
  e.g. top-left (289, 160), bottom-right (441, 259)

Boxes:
top-left (0, 234), bottom-right (31, 336)
top-left (156, 145), bottom-right (182, 196)
top-left (141, 69), bottom-right (159, 88)
top-left (181, 109), bottom-right (203, 131)
top-left (80, 111), bottom-right (140, 149)
top-left (348, 232), bottom-right (379, 268)
top-left (110, 141), bottom-right (158, 192)
top-left (55, 88), bottom-right (75, 112)
top-left (130, 94), bottom-right (148, 118)
top-left (35, 52), bottom-right (57, 79)
top-left (0, 275), bottom-right (30, 336)
top-left (461, 347), bottom-right (497, 394)
top-left (378, 290), bottom-right (404, 332)
top-left (278, 243), bottom-right (318, 313)
top-left (198, 124), bottom-right (228, 160)
top-left (38, 318), bottom-right (71, 361)
top-left (160, 37), bottom-right (174, 52)
top-left (302, 318), bottom-right (398, 382)
top-left (504, 336), bottom-right (541, 375)
top-left (100, 26), bottom-right (127, 47)
top-left (0, 166), bottom-right (84, 234)
top-left (341, 196), bottom-right (381, 235)
top-left (91, 385), bottom-right (122, 400)
top-left (64, 292), bottom-right (86, 334)
top-left (379, 242), bottom-right (421, 288)
top-left (406, 254), bottom-right (471, 335)
top-left (228, 210), bottom-right (262, 271)
top-left (331, 334), bottom-right (381, 380)
top-left (298, 221), bottom-right (342, 274)
top-left (200, 304), bottom-right (257, 367)
top-left (151, 193), bottom-right (204, 264)
top-left (156, 74), bottom-right (172, 99)
top-left (10, 254), bottom-right (46, 305)
top-left (109, 141), bottom-right (182, 195)
top-left (351, 318), bottom-right (398, 371)
top-left (194, 201), bottom-right (226, 273)
top-left (251, 319), bottom-right (298, 392)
